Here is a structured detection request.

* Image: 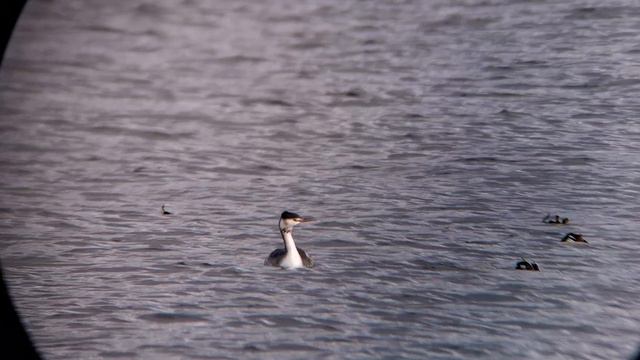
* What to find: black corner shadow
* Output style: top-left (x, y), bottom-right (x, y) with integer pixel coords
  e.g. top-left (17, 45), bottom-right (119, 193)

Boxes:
top-left (0, 0), bottom-right (27, 67)
top-left (0, 261), bottom-right (42, 360)
top-left (1, 1), bottom-right (43, 359)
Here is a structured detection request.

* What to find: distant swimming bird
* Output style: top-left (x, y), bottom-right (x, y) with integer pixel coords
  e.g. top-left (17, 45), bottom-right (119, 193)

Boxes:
top-left (543, 213), bottom-right (569, 224)
top-left (561, 233), bottom-right (587, 243)
top-left (265, 211), bottom-right (314, 269)
top-left (515, 258), bottom-right (540, 271)
top-left (161, 204), bottom-right (171, 215)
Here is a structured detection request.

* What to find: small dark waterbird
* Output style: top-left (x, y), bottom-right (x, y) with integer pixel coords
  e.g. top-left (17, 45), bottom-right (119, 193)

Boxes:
top-left (265, 211), bottom-right (314, 269)
top-left (515, 258), bottom-right (540, 271)
top-left (543, 213), bottom-right (569, 224)
top-left (161, 204), bottom-right (171, 215)
top-left (561, 233), bottom-right (587, 243)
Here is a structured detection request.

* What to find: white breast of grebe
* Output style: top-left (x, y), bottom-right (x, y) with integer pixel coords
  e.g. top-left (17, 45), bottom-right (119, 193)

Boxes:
top-left (279, 250), bottom-right (303, 269)
top-left (279, 231), bottom-right (304, 268)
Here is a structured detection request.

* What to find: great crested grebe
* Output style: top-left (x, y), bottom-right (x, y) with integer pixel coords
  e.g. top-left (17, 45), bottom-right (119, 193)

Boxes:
top-left (264, 211), bottom-right (314, 269)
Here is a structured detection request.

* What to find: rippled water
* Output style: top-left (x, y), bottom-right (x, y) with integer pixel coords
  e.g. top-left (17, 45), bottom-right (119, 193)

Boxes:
top-left (2, 0), bottom-right (640, 359)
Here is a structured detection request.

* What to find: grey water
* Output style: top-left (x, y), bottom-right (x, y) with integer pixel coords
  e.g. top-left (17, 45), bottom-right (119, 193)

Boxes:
top-left (1, 0), bottom-right (640, 359)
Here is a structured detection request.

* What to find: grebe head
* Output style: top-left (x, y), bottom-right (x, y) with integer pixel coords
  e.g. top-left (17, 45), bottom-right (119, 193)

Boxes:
top-left (279, 211), bottom-right (313, 233)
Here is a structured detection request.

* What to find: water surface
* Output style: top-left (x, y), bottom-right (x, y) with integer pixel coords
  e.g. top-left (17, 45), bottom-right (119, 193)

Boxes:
top-left (1, 1), bottom-right (640, 359)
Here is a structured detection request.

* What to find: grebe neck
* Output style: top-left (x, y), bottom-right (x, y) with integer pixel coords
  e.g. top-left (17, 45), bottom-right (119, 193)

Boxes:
top-left (279, 227), bottom-right (302, 268)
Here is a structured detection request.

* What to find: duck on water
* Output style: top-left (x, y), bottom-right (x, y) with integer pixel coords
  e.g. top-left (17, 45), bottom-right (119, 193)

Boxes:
top-left (561, 233), bottom-right (587, 243)
top-left (515, 258), bottom-right (540, 271)
top-left (543, 213), bottom-right (569, 224)
top-left (265, 211), bottom-right (314, 269)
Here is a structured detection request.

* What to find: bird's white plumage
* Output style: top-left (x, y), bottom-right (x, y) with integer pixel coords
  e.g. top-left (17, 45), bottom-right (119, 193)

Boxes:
top-left (264, 212), bottom-right (314, 269)
top-left (277, 231), bottom-right (303, 269)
